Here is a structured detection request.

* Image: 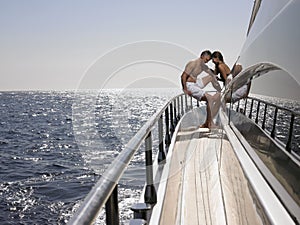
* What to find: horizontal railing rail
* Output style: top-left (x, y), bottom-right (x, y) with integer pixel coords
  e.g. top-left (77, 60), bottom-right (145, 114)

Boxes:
top-left (232, 96), bottom-right (300, 153)
top-left (67, 93), bottom-right (200, 225)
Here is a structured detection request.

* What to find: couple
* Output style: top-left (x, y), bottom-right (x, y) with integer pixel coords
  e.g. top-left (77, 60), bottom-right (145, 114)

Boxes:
top-left (181, 50), bottom-right (225, 129)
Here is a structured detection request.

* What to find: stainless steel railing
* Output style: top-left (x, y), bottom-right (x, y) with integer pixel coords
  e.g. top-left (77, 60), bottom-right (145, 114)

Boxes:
top-left (68, 93), bottom-right (197, 225)
top-left (232, 96), bottom-right (300, 153)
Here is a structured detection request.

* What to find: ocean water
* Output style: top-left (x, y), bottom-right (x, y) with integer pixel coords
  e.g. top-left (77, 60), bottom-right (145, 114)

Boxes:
top-left (0, 89), bottom-right (180, 225)
top-left (0, 90), bottom-right (299, 225)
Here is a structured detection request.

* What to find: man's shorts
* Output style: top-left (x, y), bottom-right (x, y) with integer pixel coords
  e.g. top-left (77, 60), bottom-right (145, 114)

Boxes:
top-left (186, 80), bottom-right (205, 100)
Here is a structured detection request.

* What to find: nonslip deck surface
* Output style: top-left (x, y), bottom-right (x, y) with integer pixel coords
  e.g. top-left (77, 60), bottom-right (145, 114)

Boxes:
top-left (158, 128), bottom-right (263, 225)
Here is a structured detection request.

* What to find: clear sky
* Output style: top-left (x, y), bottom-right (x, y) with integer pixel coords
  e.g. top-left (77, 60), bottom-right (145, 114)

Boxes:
top-left (0, 0), bottom-right (254, 91)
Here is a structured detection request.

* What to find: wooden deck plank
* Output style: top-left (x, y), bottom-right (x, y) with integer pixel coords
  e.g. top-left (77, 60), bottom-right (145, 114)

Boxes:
top-left (181, 139), bottom-right (198, 225)
top-left (196, 138), bottom-right (227, 225)
top-left (158, 129), bottom-right (263, 225)
top-left (196, 138), bottom-right (211, 224)
top-left (220, 141), bottom-right (263, 225)
top-left (200, 138), bottom-right (213, 225)
top-left (158, 139), bottom-right (188, 225)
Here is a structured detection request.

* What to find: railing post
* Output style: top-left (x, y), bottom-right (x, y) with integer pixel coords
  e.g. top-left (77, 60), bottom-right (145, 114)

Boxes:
top-left (130, 203), bottom-right (151, 223)
top-left (190, 96), bottom-right (193, 109)
top-left (255, 101), bottom-right (260, 124)
top-left (164, 107), bottom-right (171, 151)
top-left (228, 90), bottom-right (233, 124)
top-left (262, 103), bottom-right (267, 130)
top-left (185, 94), bottom-right (188, 112)
top-left (174, 99), bottom-right (178, 125)
top-left (144, 132), bottom-right (157, 205)
top-left (170, 103), bottom-right (175, 136)
top-left (236, 100), bottom-right (240, 112)
top-left (177, 97), bottom-right (181, 121)
top-left (249, 98), bottom-right (254, 119)
top-left (286, 114), bottom-right (295, 152)
top-left (271, 107), bottom-right (278, 138)
top-left (243, 98), bottom-right (247, 115)
top-left (181, 95), bottom-right (184, 116)
top-left (105, 185), bottom-right (119, 225)
top-left (158, 115), bottom-right (166, 163)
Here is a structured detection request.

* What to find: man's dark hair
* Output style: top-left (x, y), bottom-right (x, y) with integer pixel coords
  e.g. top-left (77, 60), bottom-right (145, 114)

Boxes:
top-left (200, 50), bottom-right (212, 57)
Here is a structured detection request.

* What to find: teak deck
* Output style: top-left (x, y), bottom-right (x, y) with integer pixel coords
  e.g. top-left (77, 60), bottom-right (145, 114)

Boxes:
top-left (158, 128), bottom-right (263, 225)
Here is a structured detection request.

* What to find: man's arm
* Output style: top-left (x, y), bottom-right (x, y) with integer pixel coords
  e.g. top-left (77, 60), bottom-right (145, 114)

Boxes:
top-left (181, 61), bottom-right (194, 95)
top-left (202, 62), bottom-right (217, 77)
top-left (181, 71), bottom-right (191, 95)
top-left (198, 61), bottom-right (221, 91)
top-left (206, 68), bottom-right (217, 77)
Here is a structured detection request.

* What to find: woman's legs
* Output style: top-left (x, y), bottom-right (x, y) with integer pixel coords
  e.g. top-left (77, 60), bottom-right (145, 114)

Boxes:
top-left (200, 75), bottom-right (222, 92)
top-left (211, 92), bottom-right (221, 118)
top-left (200, 75), bottom-right (213, 87)
top-left (200, 92), bottom-right (221, 128)
top-left (187, 81), bottom-right (221, 128)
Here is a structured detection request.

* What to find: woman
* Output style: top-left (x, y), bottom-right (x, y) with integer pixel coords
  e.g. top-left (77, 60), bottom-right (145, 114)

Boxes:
top-left (211, 51), bottom-right (231, 87)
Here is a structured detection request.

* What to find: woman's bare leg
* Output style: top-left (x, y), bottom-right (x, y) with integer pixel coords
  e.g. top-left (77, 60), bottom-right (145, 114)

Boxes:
top-left (211, 92), bottom-right (221, 118)
top-left (201, 75), bottom-right (213, 87)
top-left (200, 76), bottom-right (222, 92)
top-left (200, 93), bottom-right (218, 128)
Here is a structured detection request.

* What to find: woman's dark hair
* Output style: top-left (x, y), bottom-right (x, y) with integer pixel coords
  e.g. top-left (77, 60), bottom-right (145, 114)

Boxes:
top-left (212, 51), bottom-right (224, 62)
top-left (212, 51), bottom-right (225, 82)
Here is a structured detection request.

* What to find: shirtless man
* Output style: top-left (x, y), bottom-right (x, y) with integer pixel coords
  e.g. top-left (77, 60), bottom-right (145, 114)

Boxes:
top-left (181, 50), bottom-right (221, 128)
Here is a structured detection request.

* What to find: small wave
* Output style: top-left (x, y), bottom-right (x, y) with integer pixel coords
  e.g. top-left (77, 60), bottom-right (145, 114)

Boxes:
top-left (0, 139), bottom-right (9, 145)
top-left (51, 163), bottom-right (70, 169)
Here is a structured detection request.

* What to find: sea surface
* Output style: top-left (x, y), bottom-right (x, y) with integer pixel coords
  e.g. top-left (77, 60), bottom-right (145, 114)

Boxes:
top-left (0, 90), bottom-right (299, 225)
top-left (0, 89), bottom-right (180, 225)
